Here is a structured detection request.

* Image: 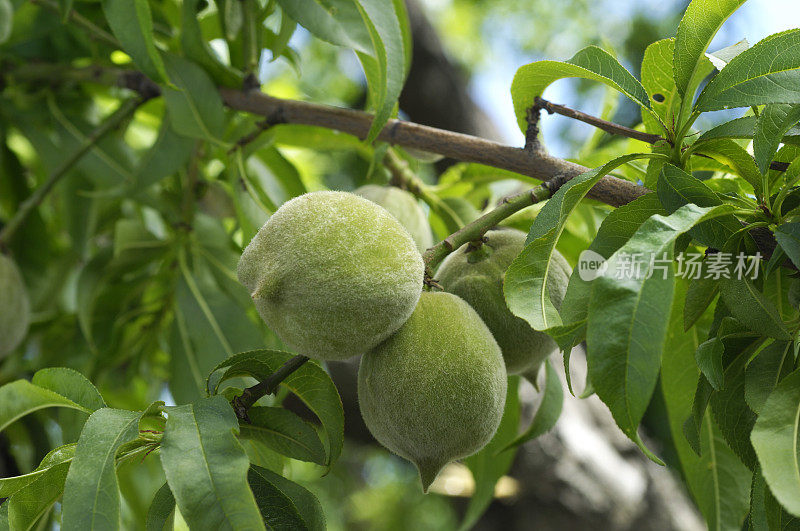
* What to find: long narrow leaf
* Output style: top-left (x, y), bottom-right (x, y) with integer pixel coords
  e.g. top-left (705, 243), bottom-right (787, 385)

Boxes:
top-left (160, 396), bottom-right (265, 530)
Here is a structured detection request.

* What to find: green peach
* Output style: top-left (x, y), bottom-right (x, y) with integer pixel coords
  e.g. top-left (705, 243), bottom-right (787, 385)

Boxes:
top-left (358, 291), bottom-right (507, 491)
top-left (354, 185), bottom-right (433, 253)
top-left (436, 229), bottom-right (571, 374)
top-left (237, 191), bottom-right (424, 360)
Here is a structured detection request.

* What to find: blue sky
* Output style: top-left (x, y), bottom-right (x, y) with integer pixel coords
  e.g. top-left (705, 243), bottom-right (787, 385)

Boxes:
top-left (469, 0), bottom-right (800, 155)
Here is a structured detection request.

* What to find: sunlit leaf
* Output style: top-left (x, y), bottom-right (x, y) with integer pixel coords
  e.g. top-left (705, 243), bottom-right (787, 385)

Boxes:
top-left (102, 0), bottom-right (169, 84)
top-left (673, 0), bottom-right (748, 97)
top-left (354, 0), bottom-right (408, 142)
top-left (61, 408), bottom-right (141, 530)
top-left (0, 380), bottom-right (92, 433)
top-left (275, 0), bottom-right (372, 54)
top-left (696, 29), bottom-right (800, 111)
top-left (160, 396), bottom-right (265, 530)
top-left (511, 46), bottom-right (654, 133)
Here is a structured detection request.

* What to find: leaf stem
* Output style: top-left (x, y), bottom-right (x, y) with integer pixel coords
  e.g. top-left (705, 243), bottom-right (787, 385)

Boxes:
top-left (0, 97), bottom-right (144, 246)
top-left (674, 111), bottom-right (701, 161)
top-left (423, 184), bottom-right (552, 275)
top-left (232, 355), bottom-right (310, 422)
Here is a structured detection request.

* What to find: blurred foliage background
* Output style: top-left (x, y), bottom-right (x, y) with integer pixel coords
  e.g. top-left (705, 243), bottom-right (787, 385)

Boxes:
top-left (2, 0), bottom-right (796, 529)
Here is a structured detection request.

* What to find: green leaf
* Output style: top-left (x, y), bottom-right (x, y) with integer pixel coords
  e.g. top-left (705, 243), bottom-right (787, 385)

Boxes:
top-left (266, 11), bottom-right (297, 62)
top-left (0, 0), bottom-right (13, 45)
top-left (169, 260), bottom-right (264, 403)
top-left (4, 457), bottom-right (71, 531)
top-left (775, 223), bottom-right (800, 270)
top-left (354, 0), bottom-right (407, 142)
top-left (208, 350), bottom-right (344, 467)
top-left (275, 0), bottom-right (372, 54)
top-left (693, 138), bottom-right (763, 194)
top-left (501, 361), bottom-right (562, 451)
top-left (706, 39), bottom-right (750, 70)
top-left (746, 340), bottom-right (794, 415)
top-left (239, 407), bottom-right (327, 465)
top-left (697, 116), bottom-right (758, 142)
top-left (697, 116), bottom-right (800, 152)
top-left (696, 29), bottom-right (800, 111)
top-left (656, 163), bottom-right (743, 249)
top-left (162, 54), bottom-right (226, 144)
top-left (640, 39), bottom-right (682, 135)
top-left (505, 153), bottom-right (660, 331)
top-left (684, 373), bottom-right (715, 455)
top-left (0, 444), bottom-right (75, 497)
top-left (752, 368), bottom-right (800, 517)
top-left (31, 368), bottom-right (106, 412)
top-left (719, 277), bottom-right (791, 340)
top-left (754, 104), bottom-right (800, 174)
top-left (460, 377), bottom-right (520, 531)
top-left (134, 117), bottom-right (196, 190)
top-left (662, 279), bottom-right (752, 530)
top-left (102, 0), bottom-right (169, 84)
top-left (586, 203), bottom-right (735, 455)
top-left (160, 396), bottom-right (265, 530)
top-left (61, 408), bottom-right (141, 531)
top-left (684, 277), bottom-right (719, 331)
top-left (248, 465), bottom-right (325, 531)
top-left (511, 46), bottom-right (654, 133)
top-left (673, 0), bottom-right (748, 97)
top-left (268, 124), bottom-right (372, 156)
top-left (145, 483), bottom-right (175, 531)
top-left (749, 468), bottom-right (769, 530)
top-left (557, 193), bottom-right (666, 352)
top-left (696, 337), bottom-right (725, 390)
top-left (181, 0), bottom-right (243, 87)
top-left (750, 468), bottom-right (800, 530)
top-left (0, 380), bottom-right (92, 433)
top-left (710, 346), bottom-right (759, 469)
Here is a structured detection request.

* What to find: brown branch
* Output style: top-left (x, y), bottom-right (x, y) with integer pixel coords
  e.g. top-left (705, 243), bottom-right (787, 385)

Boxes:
top-left (220, 89), bottom-right (648, 208)
top-left (534, 97), bottom-right (665, 145)
top-left (5, 64), bottom-right (786, 264)
top-left (4, 63), bottom-right (648, 208)
top-left (232, 355), bottom-right (310, 422)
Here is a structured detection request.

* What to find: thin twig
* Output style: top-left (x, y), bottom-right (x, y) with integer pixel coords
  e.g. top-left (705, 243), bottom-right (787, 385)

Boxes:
top-left (232, 355), bottom-right (310, 422)
top-left (0, 97), bottom-right (146, 245)
top-left (423, 184), bottom-right (552, 275)
top-left (228, 120), bottom-right (275, 154)
top-left (534, 96), bottom-right (665, 145)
